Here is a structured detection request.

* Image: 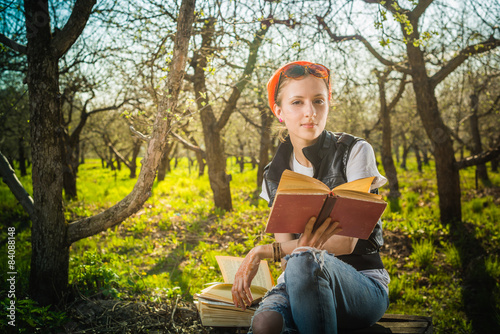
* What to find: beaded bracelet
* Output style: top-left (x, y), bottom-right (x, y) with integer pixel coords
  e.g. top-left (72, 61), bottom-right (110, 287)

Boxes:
top-left (272, 242), bottom-right (282, 263)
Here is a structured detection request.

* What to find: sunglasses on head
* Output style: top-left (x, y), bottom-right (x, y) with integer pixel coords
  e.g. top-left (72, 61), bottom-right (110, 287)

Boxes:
top-left (274, 63), bottom-right (330, 102)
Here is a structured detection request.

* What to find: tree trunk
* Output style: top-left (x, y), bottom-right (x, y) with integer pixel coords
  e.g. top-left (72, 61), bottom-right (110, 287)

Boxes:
top-left (414, 144), bottom-right (423, 173)
top-left (400, 136), bottom-right (409, 170)
top-left (469, 94), bottom-right (490, 186)
top-left (422, 145), bottom-right (430, 165)
top-left (192, 16), bottom-right (268, 211)
top-left (193, 18), bottom-right (232, 211)
top-left (128, 139), bottom-right (142, 179)
top-left (195, 150), bottom-right (205, 177)
top-left (18, 136), bottom-right (27, 177)
top-left (25, 0), bottom-right (69, 306)
top-left (62, 139), bottom-right (79, 200)
top-left (257, 108), bottom-right (272, 188)
top-left (80, 141), bottom-right (85, 164)
top-left (406, 30), bottom-right (461, 223)
top-left (394, 141), bottom-right (400, 163)
top-left (63, 164), bottom-right (78, 200)
top-left (201, 125), bottom-right (232, 210)
top-left (157, 140), bottom-right (174, 181)
top-left (491, 155), bottom-right (499, 172)
top-left (377, 71), bottom-right (401, 199)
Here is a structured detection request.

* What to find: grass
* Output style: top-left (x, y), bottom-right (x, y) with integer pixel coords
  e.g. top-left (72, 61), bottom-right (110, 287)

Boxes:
top-left (1, 156), bottom-right (499, 333)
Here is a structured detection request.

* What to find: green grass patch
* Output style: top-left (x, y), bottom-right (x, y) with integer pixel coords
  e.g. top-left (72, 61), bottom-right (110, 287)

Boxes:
top-left (1, 156), bottom-right (499, 333)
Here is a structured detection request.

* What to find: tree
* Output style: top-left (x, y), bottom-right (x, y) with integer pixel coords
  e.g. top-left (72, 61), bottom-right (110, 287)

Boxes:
top-left (188, 1), bottom-right (296, 211)
top-left (60, 75), bottom-right (132, 198)
top-left (0, 0), bottom-right (196, 305)
top-left (318, 0), bottom-right (500, 224)
top-left (375, 69), bottom-right (406, 199)
top-left (190, 15), bottom-right (267, 211)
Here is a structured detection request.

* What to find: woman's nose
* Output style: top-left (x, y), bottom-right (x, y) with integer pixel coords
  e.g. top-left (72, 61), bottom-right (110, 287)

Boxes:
top-left (304, 101), bottom-right (315, 117)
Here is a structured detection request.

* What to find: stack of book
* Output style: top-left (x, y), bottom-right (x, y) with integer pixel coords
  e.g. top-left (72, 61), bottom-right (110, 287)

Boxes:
top-left (194, 256), bottom-right (274, 327)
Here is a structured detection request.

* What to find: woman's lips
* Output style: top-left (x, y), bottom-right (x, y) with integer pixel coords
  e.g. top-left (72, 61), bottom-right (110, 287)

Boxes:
top-left (301, 123), bottom-right (316, 128)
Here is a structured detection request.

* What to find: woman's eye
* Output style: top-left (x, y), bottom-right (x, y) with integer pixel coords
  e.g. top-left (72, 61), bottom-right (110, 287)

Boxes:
top-left (314, 99), bottom-right (325, 104)
top-left (291, 100), bottom-right (302, 105)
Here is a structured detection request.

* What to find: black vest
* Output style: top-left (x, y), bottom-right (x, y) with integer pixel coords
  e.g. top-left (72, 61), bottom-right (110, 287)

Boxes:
top-left (263, 130), bottom-right (385, 271)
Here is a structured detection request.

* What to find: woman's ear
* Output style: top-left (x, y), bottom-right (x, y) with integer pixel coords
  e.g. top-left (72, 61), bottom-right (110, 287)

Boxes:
top-left (274, 104), bottom-right (282, 119)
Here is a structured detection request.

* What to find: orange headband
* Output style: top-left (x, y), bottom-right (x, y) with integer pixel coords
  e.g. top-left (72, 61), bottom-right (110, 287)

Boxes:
top-left (267, 61), bottom-right (332, 117)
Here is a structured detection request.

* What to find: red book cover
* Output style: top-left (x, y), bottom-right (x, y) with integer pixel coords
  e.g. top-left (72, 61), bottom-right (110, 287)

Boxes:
top-left (264, 170), bottom-right (387, 240)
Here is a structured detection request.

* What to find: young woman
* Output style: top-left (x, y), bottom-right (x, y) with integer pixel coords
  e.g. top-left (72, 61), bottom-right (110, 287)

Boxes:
top-left (231, 61), bottom-right (390, 334)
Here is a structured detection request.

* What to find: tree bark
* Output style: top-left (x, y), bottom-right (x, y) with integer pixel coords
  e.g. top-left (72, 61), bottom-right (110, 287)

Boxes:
top-left (422, 145), bottom-right (430, 165)
top-left (18, 136), bottom-right (27, 177)
top-left (377, 69), bottom-right (404, 199)
top-left (491, 155), bottom-right (499, 172)
top-left (456, 145), bottom-right (500, 170)
top-left (405, 17), bottom-right (461, 223)
top-left (257, 109), bottom-right (273, 188)
top-left (157, 139), bottom-right (174, 181)
top-left (400, 135), bottom-right (410, 170)
top-left (469, 94), bottom-right (490, 186)
top-left (24, 0), bottom-right (97, 306)
top-left (414, 144), bottom-right (423, 173)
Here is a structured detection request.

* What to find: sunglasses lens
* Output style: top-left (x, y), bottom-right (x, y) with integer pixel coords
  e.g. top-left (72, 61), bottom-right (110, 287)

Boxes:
top-left (283, 64), bottom-right (306, 78)
top-left (307, 64), bottom-right (329, 79)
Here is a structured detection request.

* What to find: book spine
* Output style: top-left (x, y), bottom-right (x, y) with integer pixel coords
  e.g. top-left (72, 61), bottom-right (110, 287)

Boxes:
top-left (313, 195), bottom-right (337, 232)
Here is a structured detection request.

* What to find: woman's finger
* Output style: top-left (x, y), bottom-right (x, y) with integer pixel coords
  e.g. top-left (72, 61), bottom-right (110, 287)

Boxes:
top-left (244, 286), bottom-right (254, 306)
top-left (303, 216), bottom-right (316, 236)
top-left (317, 222), bottom-right (342, 247)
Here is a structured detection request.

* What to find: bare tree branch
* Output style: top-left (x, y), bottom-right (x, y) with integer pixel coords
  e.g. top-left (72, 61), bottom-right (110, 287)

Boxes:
top-left (107, 140), bottom-right (132, 169)
top-left (67, 0), bottom-right (196, 244)
top-left (52, 0), bottom-right (97, 58)
top-left (129, 126), bottom-right (151, 142)
top-left (0, 151), bottom-right (35, 221)
top-left (87, 99), bottom-right (131, 115)
top-left (215, 18), bottom-right (269, 131)
top-left (387, 74), bottom-right (408, 112)
top-left (171, 132), bottom-right (206, 156)
top-left (0, 33), bottom-right (27, 54)
top-left (456, 145), bottom-right (500, 169)
top-left (237, 109), bottom-right (261, 129)
top-left (431, 36), bottom-right (500, 87)
top-left (316, 16), bottom-right (411, 74)
top-left (412, 0), bottom-right (434, 19)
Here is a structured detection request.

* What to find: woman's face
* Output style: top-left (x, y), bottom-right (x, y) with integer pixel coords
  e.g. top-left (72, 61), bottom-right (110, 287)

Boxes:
top-left (275, 75), bottom-right (329, 147)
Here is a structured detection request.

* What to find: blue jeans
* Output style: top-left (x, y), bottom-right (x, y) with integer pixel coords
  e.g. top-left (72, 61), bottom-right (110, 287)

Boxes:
top-left (250, 249), bottom-right (389, 334)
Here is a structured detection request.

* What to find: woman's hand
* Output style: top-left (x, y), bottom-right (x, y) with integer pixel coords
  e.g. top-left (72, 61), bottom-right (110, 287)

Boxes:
top-left (297, 217), bottom-right (341, 249)
top-left (231, 246), bottom-right (263, 310)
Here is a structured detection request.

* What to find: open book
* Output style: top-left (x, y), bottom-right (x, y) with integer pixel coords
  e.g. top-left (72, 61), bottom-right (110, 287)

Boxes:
top-left (265, 170), bottom-right (387, 239)
top-left (194, 256), bottom-right (274, 327)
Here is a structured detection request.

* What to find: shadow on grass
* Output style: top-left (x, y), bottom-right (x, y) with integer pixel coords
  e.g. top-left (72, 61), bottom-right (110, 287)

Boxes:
top-left (388, 197), bottom-right (402, 213)
top-left (449, 221), bottom-right (500, 333)
top-left (148, 237), bottom-right (202, 299)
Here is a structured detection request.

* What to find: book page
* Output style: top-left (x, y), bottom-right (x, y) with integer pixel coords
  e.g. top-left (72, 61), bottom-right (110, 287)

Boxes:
top-left (277, 170), bottom-right (330, 194)
top-left (200, 283), bottom-right (267, 305)
top-left (332, 176), bottom-right (375, 193)
top-left (215, 256), bottom-right (274, 290)
top-left (333, 189), bottom-right (384, 201)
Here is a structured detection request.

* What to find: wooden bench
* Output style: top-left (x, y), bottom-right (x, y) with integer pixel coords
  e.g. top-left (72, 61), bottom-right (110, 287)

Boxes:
top-left (213, 314), bottom-right (432, 334)
top-left (343, 314), bottom-right (433, 334)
